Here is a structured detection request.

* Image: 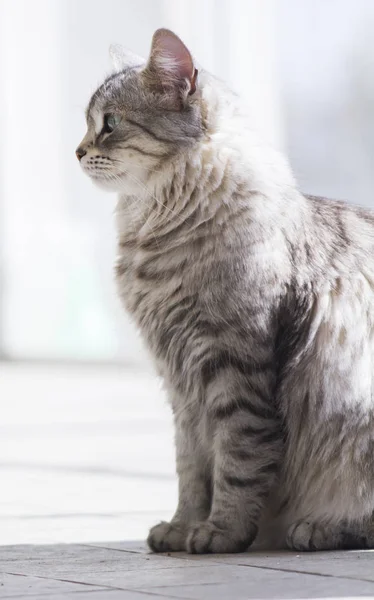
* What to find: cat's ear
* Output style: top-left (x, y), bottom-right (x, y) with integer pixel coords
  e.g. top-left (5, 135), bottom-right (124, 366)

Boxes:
top-left (143, 29), bottom-right (198, 104)
top-left (109, 44), bottom-right (144, 71)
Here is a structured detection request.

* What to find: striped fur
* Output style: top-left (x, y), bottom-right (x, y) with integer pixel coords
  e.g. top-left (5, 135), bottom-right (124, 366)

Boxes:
top-left (77, 29), bottom-right (374, 553)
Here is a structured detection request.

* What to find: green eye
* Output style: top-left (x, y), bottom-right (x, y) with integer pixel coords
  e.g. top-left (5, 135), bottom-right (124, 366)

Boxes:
top-left (103, 113), bottom-right (121, 133)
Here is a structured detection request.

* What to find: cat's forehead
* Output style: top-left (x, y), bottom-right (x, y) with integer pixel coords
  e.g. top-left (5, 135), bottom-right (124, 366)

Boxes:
top-left (86, 75), bottom-right (119, 119)
top-left (86, 70), bottom-right (140, 120)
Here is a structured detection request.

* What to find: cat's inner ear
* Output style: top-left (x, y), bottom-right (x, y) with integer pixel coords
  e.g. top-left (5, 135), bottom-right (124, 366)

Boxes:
top-left (109, 44), bottom-right (144, 71)
top-left (144, 28), bottom-right (198, 102)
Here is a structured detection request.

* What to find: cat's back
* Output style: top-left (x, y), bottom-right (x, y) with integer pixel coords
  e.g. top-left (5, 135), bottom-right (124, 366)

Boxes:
top-left (306, 193), bottom-right (374, 261)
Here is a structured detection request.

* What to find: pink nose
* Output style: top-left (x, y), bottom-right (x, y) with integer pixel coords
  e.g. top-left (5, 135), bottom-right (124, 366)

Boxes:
top-left (76, 147), bottom-right (87, 161)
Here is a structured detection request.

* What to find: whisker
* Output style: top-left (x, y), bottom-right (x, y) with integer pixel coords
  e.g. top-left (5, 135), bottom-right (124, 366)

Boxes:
top-left (88, 161), bottom-right (199, 237)
top-left (110, 157), bottom-right (169, 175)
top-left (120, 169), bottom-right (182, 222)
top-left (103, 170), bottom-right (162, 250)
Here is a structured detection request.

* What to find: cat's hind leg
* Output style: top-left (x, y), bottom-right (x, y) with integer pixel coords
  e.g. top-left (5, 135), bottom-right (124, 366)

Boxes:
top-left (286, 517), bottom-right (374, 551)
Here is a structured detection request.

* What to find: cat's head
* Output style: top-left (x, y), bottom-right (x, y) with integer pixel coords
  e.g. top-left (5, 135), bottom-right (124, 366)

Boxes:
top-left (76, 29), bottom-right (203, 192)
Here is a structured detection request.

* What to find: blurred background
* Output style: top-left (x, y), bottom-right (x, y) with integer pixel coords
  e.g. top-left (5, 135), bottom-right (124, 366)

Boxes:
top-left (1, 0), bottom-right (374, 545)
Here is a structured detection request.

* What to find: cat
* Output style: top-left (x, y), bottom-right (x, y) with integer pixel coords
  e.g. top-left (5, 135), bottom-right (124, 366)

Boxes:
top-left (77, 28), bottom-right (374, 553)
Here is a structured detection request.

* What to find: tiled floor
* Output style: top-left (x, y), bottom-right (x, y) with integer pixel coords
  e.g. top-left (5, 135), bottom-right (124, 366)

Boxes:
top-left (1, 363), bottom-right (374, 599)
top-left (2, 541), bottom-right (374, 599)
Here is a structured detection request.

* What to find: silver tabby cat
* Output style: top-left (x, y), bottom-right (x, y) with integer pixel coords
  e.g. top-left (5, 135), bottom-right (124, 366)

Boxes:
top-left (77, 29), bottom-right (374, 553)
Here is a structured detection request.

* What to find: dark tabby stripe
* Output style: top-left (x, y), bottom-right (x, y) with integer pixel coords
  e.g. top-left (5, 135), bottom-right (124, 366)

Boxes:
top-left (140, 211), bottom-right (198, 251)
top-left (116, 262), bottom-right (127, 277)
top-left (228, 448), bottom-right (253, 460)
top-left (135, 259), bottom-right (187, 282)
top-left (274, 496), bottom-right (290, 517)
top-left (126, 118), bottom-right (173, 144)
top-left (256, 429), bottom-right (283, 445)
top-left (201, 352), bottom-right (273, 388)
top-left (122, 143), bottom-right (169, 158)
top-left (118, 238), bottom-right (136, 250)
top-left (224, 475), bottom-right (263, 488)
top-left (210, 396), bottom-right (272, 420)
top-left (157, 306), bottom-right (199, 358)
top-left (237, 423), bottom-right (270, 437)
top-left (165, 298), bottom-right (197, 329)
top-left (258, 461), bottom-right (279, 474)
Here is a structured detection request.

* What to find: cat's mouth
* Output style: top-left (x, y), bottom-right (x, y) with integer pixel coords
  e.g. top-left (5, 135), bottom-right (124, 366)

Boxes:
top-left (79, 153), bottom-right (145, 194)
top-left (79, 154), bottom-right (126, 190)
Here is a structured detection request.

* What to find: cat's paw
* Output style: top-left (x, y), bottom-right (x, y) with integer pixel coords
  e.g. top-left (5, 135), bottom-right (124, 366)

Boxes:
top-left (287, 519), bottom-right (374, 551)
top-left (147, 521), bottom-right (187, 552)
top-left (286, 520), bottom-right (334, 551)
top-left (186, 521), bottom-right (253, 554)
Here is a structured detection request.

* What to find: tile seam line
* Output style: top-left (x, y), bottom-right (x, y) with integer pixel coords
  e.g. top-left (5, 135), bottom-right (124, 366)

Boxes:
top-left (1, 571), bottom-right (193, 599)
top-left (234, 560), bottom-right (374, 584)
top-left (0, 564), bottom-right (210, 575)
top-left (79, 543), bottom-right (233, 568)
top-left (135, 556), bottom-right (374, 587)
top-left (0, 589), bottom-right (110, 599)
top-left (80, 543), bottom-right (146, 555)
top-left (1, 571), bottom-right (123, 592)
top-left (0, 591), bottom-right (186, 600)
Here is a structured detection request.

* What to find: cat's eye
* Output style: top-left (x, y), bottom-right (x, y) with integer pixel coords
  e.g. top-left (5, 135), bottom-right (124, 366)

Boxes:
top-left (103, 113), bottom-right (121, 134)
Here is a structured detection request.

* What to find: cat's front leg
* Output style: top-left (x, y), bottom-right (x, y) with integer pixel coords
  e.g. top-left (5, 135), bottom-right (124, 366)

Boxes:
top-left (187, 364), bottom-right (282, 554)
top-left (147, 408), bottom-right (211, 552)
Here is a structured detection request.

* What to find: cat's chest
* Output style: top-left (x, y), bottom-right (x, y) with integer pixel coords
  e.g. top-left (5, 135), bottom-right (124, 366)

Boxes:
top-left (116, 243), bottom-right (191, 322)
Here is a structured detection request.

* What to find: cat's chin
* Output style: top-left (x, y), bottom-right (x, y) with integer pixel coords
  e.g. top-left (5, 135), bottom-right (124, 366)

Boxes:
top-left (89, 172), bottom-right (148, 196)
top-left (89, 175), bottom-right (122, 192)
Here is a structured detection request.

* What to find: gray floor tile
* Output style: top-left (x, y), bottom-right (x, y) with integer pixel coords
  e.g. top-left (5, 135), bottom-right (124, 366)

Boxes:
top-left (0, 544), bottom-right (203, 577)
top-left (84, 541), bottom-right (148, 554)
top-left (47, 564), bottom-right (255, 590)
top-left (207, 549), bottom-right (374, 582)
top-left (0, 572), bottom-right (105, 598)
top-left (142, 571), bottom-right (374, 599)
top-left (27, 591), bottom-right (182, 600)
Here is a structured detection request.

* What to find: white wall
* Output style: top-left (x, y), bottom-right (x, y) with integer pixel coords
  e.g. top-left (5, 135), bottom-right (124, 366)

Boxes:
top-left (0, 0), bottom-right (280, 362)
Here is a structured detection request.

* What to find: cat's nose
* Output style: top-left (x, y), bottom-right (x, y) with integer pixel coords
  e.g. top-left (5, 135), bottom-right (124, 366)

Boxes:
top-left (76, 147), bottom-right (87, 161)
